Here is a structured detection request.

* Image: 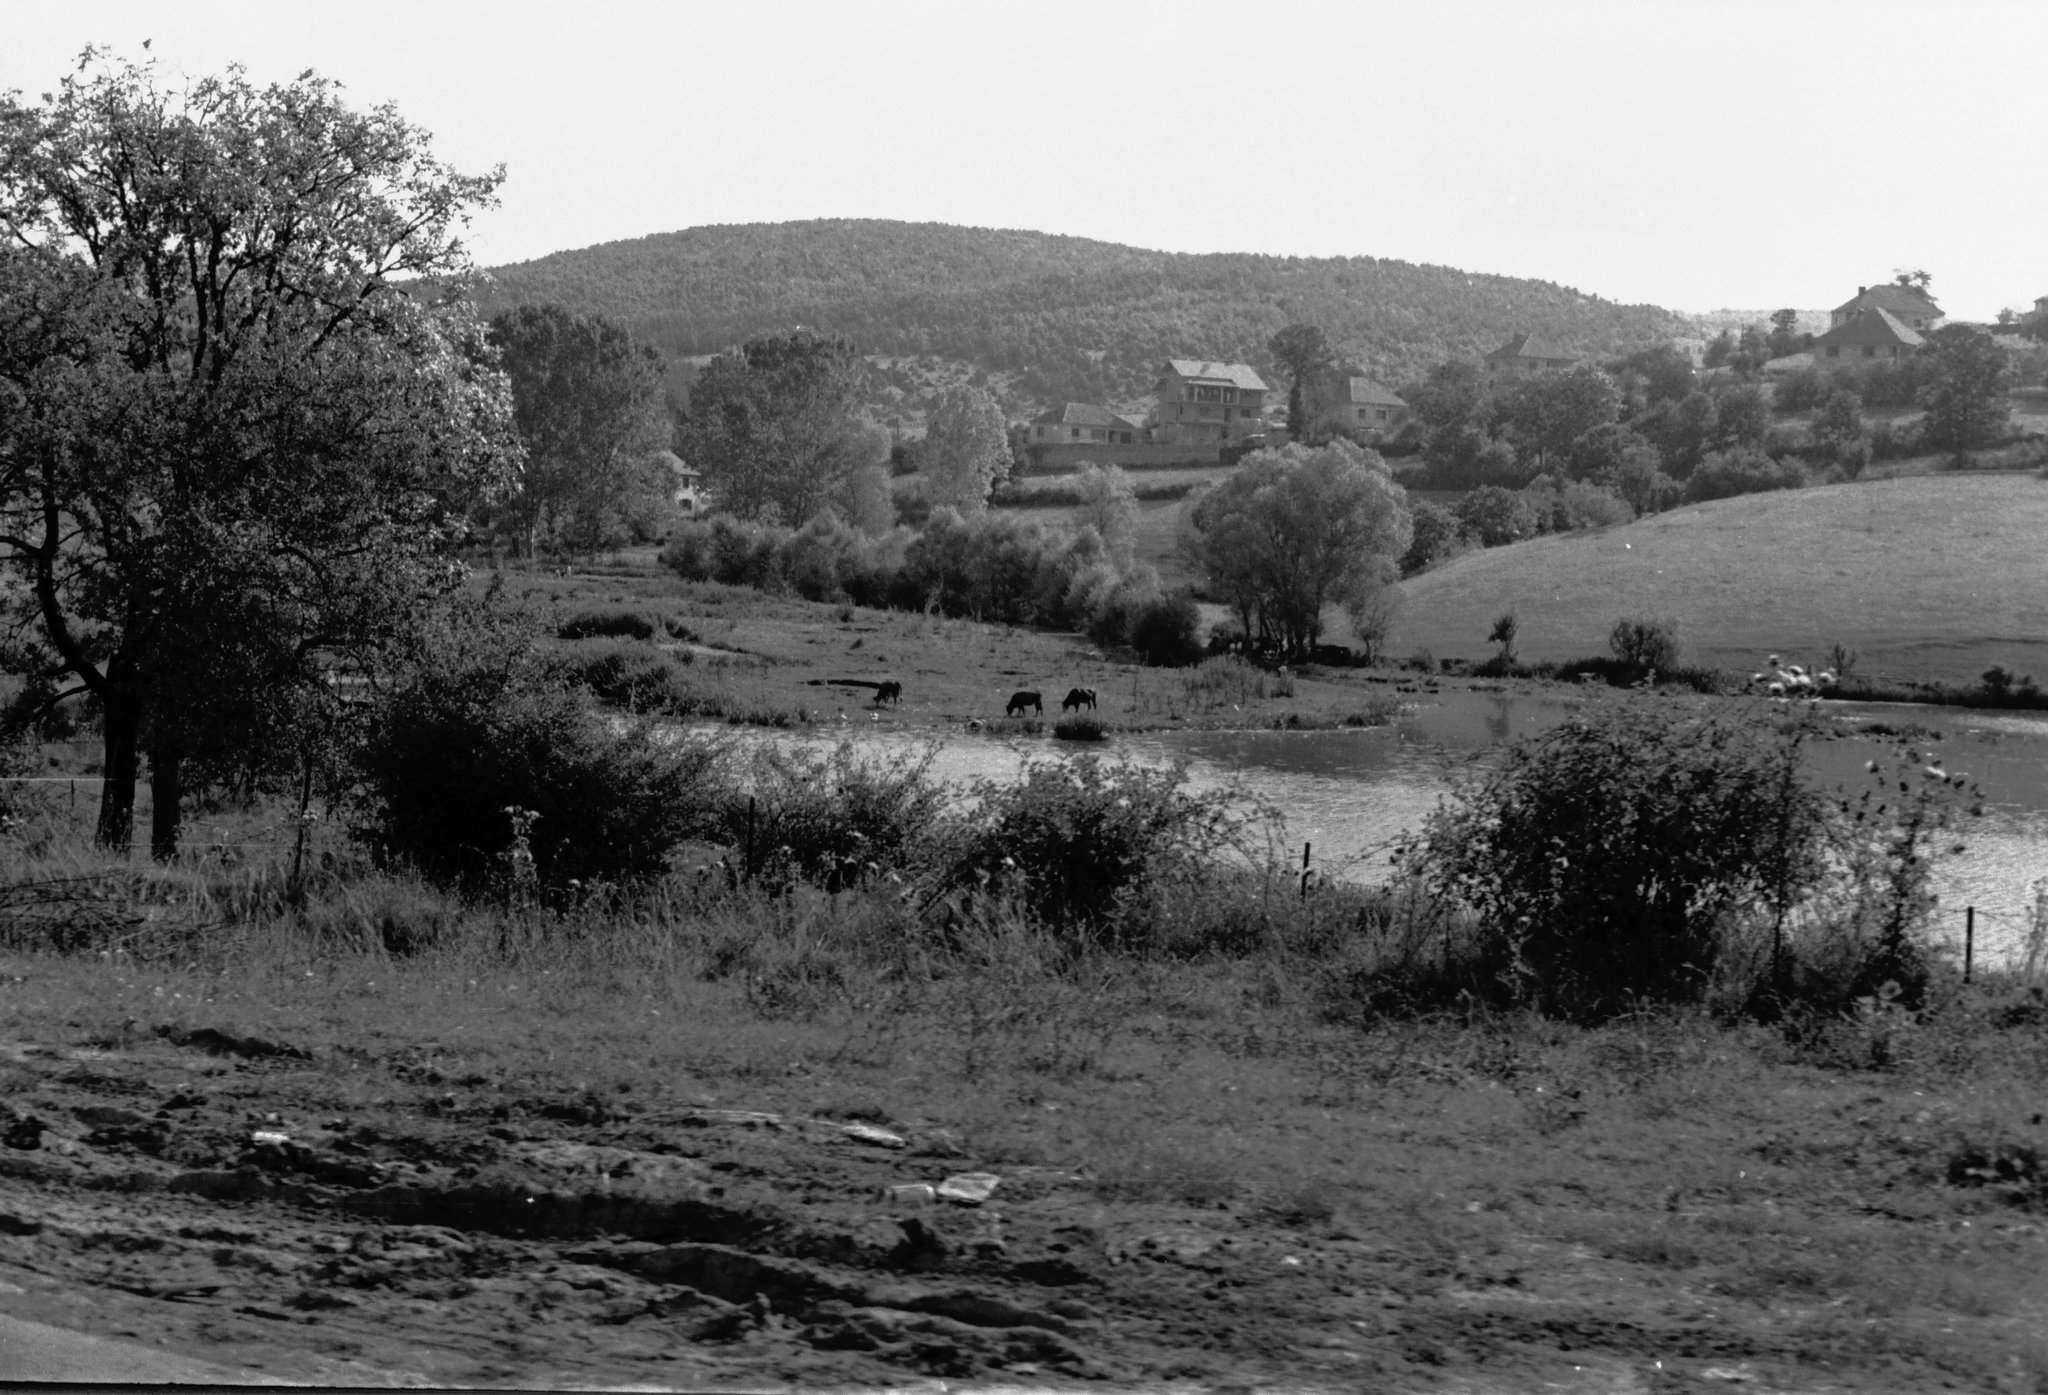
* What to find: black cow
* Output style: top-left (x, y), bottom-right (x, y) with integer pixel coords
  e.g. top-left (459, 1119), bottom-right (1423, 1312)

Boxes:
top-left (1061, 686), bottom-right (1096, 713)
top-left (1005, 690), bottom-right (1042, 718)
top-left (874, 680), bottom-right (902, 706)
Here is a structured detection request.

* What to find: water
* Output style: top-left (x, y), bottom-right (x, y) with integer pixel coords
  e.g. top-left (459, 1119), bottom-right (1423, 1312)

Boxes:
top-left (736, 691), bottom-right (2048, 969)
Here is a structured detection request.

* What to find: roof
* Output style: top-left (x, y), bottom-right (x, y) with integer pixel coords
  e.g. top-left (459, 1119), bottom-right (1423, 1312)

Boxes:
top-left (1164, 359), bottom-right (1269, 391)
top-left (1833, 283), bottom-right (1942, 319)
top-left (1343, 376), bottom-right (1407, 409)
top-left (649, 449), bottom-right (695, 477)
top-left (1484, 332), bottom-right (1580, 364)
top-left (1811, 307), bottom-right (1926, 351)
top-left (1032, 402), bottom-right (1132, 429)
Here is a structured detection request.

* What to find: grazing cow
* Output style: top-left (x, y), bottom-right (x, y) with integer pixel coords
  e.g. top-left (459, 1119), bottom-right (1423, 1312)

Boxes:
top-left (874, 680), bottom-right (902, 707)
top-left (1061, 686), bottom-right (1096, 713)
top-left (1006, 690), bottom-right (1043, 718)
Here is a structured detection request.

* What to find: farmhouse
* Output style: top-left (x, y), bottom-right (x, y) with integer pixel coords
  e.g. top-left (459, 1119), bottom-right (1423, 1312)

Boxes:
top-left (650, 449), bottom-right (704, 515)
top-left (1150, 359), bottom-right (1269, 448)
top-left (1810, 306), bottom-right (1925, 363)
top-left (1336, 373), bottom-right (1407, 430)
top-left (1483, 332), bottom-right (1581, 376)
top-left (1028, 402), bottom-right (1147, 446)
top-left (1830, 283), bottom-right (1942, 333)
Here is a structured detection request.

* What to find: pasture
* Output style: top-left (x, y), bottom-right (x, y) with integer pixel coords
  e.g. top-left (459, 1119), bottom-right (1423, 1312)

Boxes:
top-left (1395, 473), bottom-right (2048, 685)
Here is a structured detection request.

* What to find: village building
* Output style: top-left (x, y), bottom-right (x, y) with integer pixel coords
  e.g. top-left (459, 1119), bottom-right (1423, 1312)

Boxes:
top-left (1150, 359), bottom-right (1269, 447)
top-left (1810, 306), bottom-right (1926, 363)
top-left (1027, 402), bottom-right (1147, 446)
top-left (1830, 284), bottom-right (1943, 333)
top-left (1482, 332), bottom-right (1581, 376)
top-left (1336, 373), bottom-right (1407, 431)
top-left (650, 449), bottom-right (704, 515)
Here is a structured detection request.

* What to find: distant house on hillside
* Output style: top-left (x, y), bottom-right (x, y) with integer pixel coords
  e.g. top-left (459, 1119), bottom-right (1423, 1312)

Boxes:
top-left (1305, 367), bottom-right (1407, 434)
top-left (1810, 307), bottom-right (1925, 364)
top-left (650, 449), bottom-right (704, 515)
top-left (1028, 402), bottom-right (1146, 446)
top-left (1483, 332), bottom-right (1581, 376)
top-left (1830, 283), bottom-right (1943, 333)
top-left (1151, 360), bottom-right (1269, 448)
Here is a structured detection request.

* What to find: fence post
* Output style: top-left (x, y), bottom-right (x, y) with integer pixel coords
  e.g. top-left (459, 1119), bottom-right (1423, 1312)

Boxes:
top-left (745, 795), bottom-right (757, 883)
top-left (1299, 842), bottom-right (1312, 900)
top-left (1964, 905), bottom-right (1974, 984)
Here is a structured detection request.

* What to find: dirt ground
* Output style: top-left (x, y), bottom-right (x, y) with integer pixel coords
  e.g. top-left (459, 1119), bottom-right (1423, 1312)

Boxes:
top-left (3, 1014), bottom-right (2045, 1393)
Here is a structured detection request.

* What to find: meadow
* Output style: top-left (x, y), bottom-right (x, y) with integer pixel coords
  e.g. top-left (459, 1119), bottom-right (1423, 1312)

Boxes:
top-left (1393, 473), bottom-right (2048, 685)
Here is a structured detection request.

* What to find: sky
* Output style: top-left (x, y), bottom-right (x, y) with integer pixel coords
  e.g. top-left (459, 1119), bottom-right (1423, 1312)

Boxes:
top-left (3, 0), bottom-right (2044, 321)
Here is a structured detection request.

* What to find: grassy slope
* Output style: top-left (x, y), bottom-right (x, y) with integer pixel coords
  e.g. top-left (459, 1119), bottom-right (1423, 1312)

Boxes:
top-left (1393, 474), bottom-right (2048, 685)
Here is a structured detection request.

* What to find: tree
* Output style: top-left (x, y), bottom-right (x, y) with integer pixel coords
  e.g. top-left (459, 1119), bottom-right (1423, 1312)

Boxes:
top-left (1268, 323), bottom-right (1333, 441)
top-left (1703, 330), bottom-right (1734, 369)
top-left (1895, 269), bottom-right (1933, 292)
top-left (488, 304), bottom-right (670, 558)
top-left (1185, 440), bottom-right (1412, 657)
top-left (1919, 325), bottom-right (2010, 457)
top-left (1495, 365), bottom-right (1620, 473)
top-left (1767, 309), bottom-right (1804, 359)
top-left (1710, 383), bottom-right (1770, 449)
top-left (1073, 462), bottom-right (1138, 565)
top-left (1813, 387), bottom-right (1867, 458)
top-left (0, 54), bottom-right (514, 856)
top-left (679, 330), bottom-right (880, 524)
top-left (920, 384), bottom-right (1008, 514)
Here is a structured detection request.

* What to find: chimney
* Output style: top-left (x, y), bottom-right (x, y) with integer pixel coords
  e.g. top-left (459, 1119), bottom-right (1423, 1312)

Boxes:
top-left (1857, 286), bottom-right (1866, 296)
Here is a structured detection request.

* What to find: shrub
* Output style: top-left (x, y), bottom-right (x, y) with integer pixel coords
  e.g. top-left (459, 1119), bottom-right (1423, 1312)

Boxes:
top-left (718, 741), bottom-right (944, 892)
top-left (1053, 715), bottom-right (1108, 742)
top-left (1456, 485), bottom-right (1540, 546)
top-left (1772, 365), bottom-right (1832, 413)
top-left (555, 609), bottom-right (654, 641)
top-left (355, 615), bottom-right (720, 896)
top-left (1407, 698), bottom-right (1831, 1021)
top-left (1683, 447), bottom-right (1807, 504)
top-left (1609, 615), bottom-right (1681, 673)
top-left (550, 639), bottom-right (703, 716)
top-left (1127, 593), bottom-right (1204, 667)
top-left (930, 757), bottom-right (1261, 943)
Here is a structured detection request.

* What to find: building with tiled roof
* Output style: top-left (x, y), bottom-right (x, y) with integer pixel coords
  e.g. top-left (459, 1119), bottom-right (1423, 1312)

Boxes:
top-left (1483, 331), bottom-right (1581, 375)
top-left (1305, 367), bottom-right (1408, 434)
top-left (1830, 284), bottom-right (1943, 332)
top-left (1027, 402), bottom-right (1146, 445)
top-left (1811, 306), bottom-right (1926, 363)
top-left (1152, 360), bottom-right (1270, 447)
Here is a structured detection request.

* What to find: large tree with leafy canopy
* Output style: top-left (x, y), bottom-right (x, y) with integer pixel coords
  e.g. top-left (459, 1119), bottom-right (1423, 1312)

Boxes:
top-left (1184, 439), bottom-right (1412, 657)
top-left (679, 330), bottom-right (883, 524)
top-left (488, 303), bottom-right (669, 558)
top-left (1267, 323), bottom-right (1333, 441)
top-left (1918, 325), bottom-right (2010, 457)
top-left (0, 53), bottom-right (516, 857)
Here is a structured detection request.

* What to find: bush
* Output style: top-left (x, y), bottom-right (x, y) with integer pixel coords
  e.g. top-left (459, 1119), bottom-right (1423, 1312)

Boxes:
top-left (355, 613), bottom-right (720, 896)
top-left (1683, 447), bottom-right (1807, 504)
top-left (930, 757), bottom-right (1261, 943)
top-left (1127, 592), bottom-right (1204, 667)
top-left (718, 741), bottom-right (944, 892)
top-left (1609, 615), bottom-right (1681, 673)
top-left (1053, 715), bottom-right (1107, 742)
top-left (550, 639), bottom-right (703, 716)
top-left (1408, 698), bottom-right (1831, 1021)
top-left (556, 609), bottom-right (655, 641)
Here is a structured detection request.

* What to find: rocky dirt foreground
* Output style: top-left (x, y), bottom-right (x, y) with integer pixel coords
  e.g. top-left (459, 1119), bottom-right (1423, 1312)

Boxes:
top-left (0, 1023), bottom-right (2007, 1393)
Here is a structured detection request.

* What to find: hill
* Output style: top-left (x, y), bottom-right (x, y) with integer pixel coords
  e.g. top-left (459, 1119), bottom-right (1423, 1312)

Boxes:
top-left (472, 219), bottom-right (1699, 415)
top-left (1390, 474), bottom-right (2048, 686)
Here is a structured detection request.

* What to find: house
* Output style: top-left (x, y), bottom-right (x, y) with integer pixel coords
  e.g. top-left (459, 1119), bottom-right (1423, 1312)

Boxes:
top-left (1150, 359), bottom-right (1269, 447)
top-left (1028, 402), bottom-right (1147, 446)
top-left (650, 449), bottom-right (703, 515)
top-left (1830, 284), bottom-right (1943, 333)
top-left (1336, 373), bottom-right (1407, 431)
top-left (1810, 306), bottom-right (1925, 364)
top-left (1483, 332), bottom-right (1581, 376)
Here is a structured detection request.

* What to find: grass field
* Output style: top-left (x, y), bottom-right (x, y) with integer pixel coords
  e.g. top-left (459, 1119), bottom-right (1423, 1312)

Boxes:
top-left (1394, 473), bottom-right (2048, 685)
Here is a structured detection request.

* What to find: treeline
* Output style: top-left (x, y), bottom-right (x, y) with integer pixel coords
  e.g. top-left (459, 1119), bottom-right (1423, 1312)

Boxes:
top-left (471, 219), bottom-right (1698, 407)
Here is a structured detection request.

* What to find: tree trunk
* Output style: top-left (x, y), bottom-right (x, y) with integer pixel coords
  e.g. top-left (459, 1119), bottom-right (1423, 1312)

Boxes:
top-left (95, 690), bottom-right (142, 853)
top-left (149, 742), bottom-right (183, 862)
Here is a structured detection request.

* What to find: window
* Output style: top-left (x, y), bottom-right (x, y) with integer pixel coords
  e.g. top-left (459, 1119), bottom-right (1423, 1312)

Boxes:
top-left (1376, 409), bottom-right (1390, 422)
top-left (1862, 345), bottom-right (1876, 359)
top-left (1071, 428), bottom-right (1081, 440)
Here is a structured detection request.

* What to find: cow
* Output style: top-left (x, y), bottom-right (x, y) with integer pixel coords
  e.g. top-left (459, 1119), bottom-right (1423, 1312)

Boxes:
top-left (1061, 686), bottom-right (1096, 713)
top-left (874, 680), bottom-right (902, 707)
top-left (1005, 690), bottom-right (1042, 718)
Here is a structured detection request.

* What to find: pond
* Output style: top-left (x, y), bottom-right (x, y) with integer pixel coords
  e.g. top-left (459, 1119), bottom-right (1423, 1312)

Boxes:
top-left (751, 689), bottom-right (2048, 969)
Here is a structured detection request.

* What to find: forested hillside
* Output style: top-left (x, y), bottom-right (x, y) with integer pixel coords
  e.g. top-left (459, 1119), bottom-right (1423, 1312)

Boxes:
top-left (473, 220), bottom-right (1698, 412)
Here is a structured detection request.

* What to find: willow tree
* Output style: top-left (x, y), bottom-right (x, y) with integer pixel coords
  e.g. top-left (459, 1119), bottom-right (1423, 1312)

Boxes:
top-left (0, 53), bottom-right (517, 856)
